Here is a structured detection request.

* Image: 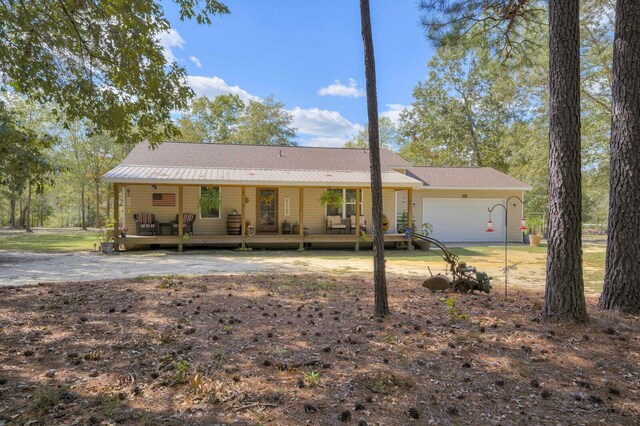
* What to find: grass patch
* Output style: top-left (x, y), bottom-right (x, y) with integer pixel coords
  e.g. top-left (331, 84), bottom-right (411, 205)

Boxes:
top-left (0, 230), bottom-right (97, 252)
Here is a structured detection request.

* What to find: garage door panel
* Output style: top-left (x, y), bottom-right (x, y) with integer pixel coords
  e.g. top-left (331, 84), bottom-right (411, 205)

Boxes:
top-left (422, 198), bottom-right (505, 242)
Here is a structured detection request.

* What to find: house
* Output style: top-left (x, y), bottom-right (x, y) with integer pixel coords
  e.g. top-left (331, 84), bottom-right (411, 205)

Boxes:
top-left (102, 142), bottom-right (531, 251)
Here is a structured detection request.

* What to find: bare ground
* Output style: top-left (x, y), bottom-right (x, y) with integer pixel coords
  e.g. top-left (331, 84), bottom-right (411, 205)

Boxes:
top-left (0, 274), bottom-right (638, 425)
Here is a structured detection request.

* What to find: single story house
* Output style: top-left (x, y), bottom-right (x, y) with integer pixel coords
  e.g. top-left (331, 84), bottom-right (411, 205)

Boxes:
top-left (102, 142), bottom-right (531, 251)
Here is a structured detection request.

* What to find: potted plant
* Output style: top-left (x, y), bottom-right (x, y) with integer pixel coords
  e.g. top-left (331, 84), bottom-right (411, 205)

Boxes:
top-left (319, 189), bottom-right (343, 210)
top-left (417, 223), bottom-right (433, 251)
top-left (118, 225), bottom-right (128, 238)
top-left (199, 187), bottom-right (221, 213)
top-left (98, 217), bottom-right (116, 254)
top-left (526, 216), bottom-right (544, 247)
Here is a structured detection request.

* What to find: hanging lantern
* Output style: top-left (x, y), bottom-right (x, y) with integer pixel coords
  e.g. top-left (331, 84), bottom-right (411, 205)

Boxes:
top-left (486, 220), bottom-right (494, 232)
top-left (519, 217), bottom-right (528, 230)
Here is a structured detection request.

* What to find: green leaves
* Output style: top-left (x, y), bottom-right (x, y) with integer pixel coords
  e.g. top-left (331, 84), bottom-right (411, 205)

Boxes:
top-left (0, 0), bottom-right (229, 145)
top-left (178, 95), bottom-right (297, 146)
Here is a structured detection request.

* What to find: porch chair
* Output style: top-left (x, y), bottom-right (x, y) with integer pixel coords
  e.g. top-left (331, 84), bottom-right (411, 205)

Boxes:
top-left (350, 215), bottom-right (367, 234)
top-left (134, 213), bottom-right (159, 236)
top-left (326, 215), bottom-right (348, 234)
top-left (171, 213), bottom-right (196, 235)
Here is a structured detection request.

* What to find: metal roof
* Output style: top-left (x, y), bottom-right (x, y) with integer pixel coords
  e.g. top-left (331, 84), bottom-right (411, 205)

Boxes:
top-left (103, 165), bottom-right (423, 188)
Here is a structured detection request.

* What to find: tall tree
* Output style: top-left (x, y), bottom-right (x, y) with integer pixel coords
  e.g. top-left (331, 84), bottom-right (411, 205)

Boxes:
top-left (397, 41), bottom-right (519, 171)
top-left (420, 1), bottom-right (588, 322)
top-left (178, 94), bottom-right (245, 143)
top-left (599, 0), bottom-right (640, 313)
top-left (0, 1), bottom-right (229, 145)
top-left (0, 101), bottom-right (56, 231)
top-left (233, 96), bottom-right (297, 146)
top-left (344, 117), bottom-right (396, 150)
top-left (543, 0), bottom-right (587, 322)
top-left (359, 0), bottom-right (388, 317)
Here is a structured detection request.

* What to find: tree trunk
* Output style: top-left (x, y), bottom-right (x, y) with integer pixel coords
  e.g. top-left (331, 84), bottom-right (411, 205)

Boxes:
top-left (80, 185), bottom-right (86, 230)
top-left (95, 183), bottom-right (101, 228)
top-left (360, 0), bottom-right (389, 318)
top-left (25, 183), bottom-right (32, 233)
top-left (106, 185), bottom-right (111, 218)
top-left (599, 0), bottom-right (640, 313)
top-left (9, 198), bottom-right (16, 227)
top-left (543, 0), bottom-right (588, 322)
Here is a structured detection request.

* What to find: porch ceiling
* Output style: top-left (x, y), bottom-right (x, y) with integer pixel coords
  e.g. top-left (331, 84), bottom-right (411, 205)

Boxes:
top-left (102, 165), bottom-right (423, 188)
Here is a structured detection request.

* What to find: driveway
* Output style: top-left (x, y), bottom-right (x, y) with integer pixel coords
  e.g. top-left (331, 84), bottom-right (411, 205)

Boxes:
top-left (0, 250), bottom-right (434, 286)
top-left (0, 247), bottom-right (558, 293)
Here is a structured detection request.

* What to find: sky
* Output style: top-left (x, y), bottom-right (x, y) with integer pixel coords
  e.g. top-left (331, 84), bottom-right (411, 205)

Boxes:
top-left (160, 0), bottom-right (436, 147)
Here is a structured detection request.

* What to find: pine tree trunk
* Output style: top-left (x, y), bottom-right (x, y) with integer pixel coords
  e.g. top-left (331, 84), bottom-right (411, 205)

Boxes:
top-left (543, 0), bottom-right (588, 322)
top-left (360, 0), bottom-right (389, 317)
top-left (599, 0), bottom-right (640, 313)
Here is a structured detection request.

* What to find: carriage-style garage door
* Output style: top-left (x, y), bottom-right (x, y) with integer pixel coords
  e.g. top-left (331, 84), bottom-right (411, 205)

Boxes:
top-left (422, 198), bottom-right (505, 242)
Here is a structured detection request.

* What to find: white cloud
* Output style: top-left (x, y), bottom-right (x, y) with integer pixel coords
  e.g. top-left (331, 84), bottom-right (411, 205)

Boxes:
top-left (189, 56), bottom-right (203, 68)
top-left (380, 103), bottom-right (410, 124)
top-left (289, 107), bottom-right (363, 147)
top-left (187, 75), bottom-right (259, 101)
top-left (157, 29), bottom-right (185, 63)
top-left (318, 78), bottom-right (365, 98)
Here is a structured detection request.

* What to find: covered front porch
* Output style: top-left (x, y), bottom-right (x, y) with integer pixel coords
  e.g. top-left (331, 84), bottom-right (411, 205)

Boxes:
top-left (111, 183), bottom-right (416, 252)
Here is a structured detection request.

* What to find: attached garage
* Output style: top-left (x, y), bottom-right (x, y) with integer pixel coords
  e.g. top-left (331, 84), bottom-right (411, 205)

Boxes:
top-left (422, 198), bottom-right (505, 242)
top-left (405, 167), bottom-right (532, 244)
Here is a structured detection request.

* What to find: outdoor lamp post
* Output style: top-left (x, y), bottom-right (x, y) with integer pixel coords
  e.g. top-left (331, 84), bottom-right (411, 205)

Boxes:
top-left (486, 196), bottom-right (527, 297)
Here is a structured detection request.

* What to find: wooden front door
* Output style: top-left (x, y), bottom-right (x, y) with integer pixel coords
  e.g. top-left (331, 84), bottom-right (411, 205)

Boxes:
top-left (257, 188), bottom-right (278, 233)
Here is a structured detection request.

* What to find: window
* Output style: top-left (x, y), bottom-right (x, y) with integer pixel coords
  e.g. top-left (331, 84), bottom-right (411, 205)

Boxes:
top-left (325, 189), bottom-right (363, 219)
top-left (199, 186), bottom-right (220, 219)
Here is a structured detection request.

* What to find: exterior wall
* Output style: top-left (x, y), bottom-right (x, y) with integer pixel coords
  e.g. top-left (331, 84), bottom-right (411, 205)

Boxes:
top-left (122, 184), bottom-right (402, 236)
top-left (413, 188), bottom-right (525, 242)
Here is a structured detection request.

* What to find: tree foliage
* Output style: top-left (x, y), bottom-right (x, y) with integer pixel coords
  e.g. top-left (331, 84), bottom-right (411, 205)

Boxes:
top-left (0, 0), bottom-right (229, 145)
top-left (178, 95), bottom-right (297, 146)
top-left (398, 40), bottom-right (520, 171)
top-left (344, 117), bottom-right (396, 150)
top-left (418, 0), bottom-right (546, 60)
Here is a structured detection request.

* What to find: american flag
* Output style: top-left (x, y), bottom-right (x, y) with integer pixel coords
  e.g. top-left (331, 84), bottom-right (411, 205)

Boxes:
top-left (152, 193), bottom-right (176, 206)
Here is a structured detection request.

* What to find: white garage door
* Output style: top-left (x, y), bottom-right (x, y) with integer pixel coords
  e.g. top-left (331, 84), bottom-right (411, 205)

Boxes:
top-left (422, 198), bottom-right (505, 242)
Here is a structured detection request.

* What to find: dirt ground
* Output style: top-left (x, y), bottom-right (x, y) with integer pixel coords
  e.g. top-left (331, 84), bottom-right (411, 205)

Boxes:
top-left (0, 273), bottom-right (637, 425)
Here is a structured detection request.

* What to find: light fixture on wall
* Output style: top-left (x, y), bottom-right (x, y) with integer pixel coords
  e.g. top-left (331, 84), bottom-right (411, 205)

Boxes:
top-left (151, 185), bottom-right (157, 190)
top-left (245, 197), bottom-right (249, 204)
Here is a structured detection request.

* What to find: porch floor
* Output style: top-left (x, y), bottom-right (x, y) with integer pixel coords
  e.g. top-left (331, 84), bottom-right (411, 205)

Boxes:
top-left (114, 233), bottom-right (408, 247)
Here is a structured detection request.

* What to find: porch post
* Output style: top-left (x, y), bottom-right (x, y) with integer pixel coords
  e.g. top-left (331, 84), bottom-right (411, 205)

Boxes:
top-left (407, 188), bottom-right (413, 232)
top-left (241, 186), bottom-right (246, 249)
top-left (299, 187), bottom-right (304, 250)
top-left (178, 185), bottom-right (184, 253)
top-left (113, 183), bottom-right (119, 243)
top-left (355, 187), bottom-right (361, 251)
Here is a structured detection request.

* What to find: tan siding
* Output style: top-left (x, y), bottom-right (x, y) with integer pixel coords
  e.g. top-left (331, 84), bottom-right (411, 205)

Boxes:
top-left (303, 188), bottom-right (326, 234)
top-left (413, 189), bottom-right (525, 242)
top-left (278, 187), bottom-right (300, 232)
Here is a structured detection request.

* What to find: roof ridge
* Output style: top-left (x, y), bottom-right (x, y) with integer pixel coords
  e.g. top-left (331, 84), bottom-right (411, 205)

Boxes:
top-left (151, 141), bottom-right (396, 152)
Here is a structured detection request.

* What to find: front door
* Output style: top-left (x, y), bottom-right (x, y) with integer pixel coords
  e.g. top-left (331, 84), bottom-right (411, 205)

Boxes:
top-left (257, 188), bottom-right (278, 233)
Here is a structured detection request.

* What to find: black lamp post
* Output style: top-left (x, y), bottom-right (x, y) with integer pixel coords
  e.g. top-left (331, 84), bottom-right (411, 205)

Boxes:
top-left (486, 196), bottom-right (527, 297)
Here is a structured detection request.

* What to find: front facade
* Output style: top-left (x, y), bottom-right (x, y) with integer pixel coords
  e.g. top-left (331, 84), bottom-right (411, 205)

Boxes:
top-left (102, 142), bottom-right (530, 251)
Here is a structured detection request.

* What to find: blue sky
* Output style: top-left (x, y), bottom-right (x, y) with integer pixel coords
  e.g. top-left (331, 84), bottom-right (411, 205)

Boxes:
top-left (160, 1), bottom-right (435, 146)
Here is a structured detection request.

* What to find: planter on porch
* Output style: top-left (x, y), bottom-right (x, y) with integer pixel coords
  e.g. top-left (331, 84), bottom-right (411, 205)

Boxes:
top-left (226, 212), bottom-right (242, 235)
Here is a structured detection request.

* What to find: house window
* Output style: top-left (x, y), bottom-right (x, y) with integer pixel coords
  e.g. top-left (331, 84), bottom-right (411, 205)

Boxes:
top-left (199, 186), bottom-right (220, 219)
top-left (326, 189), bottom-right (363, 219)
